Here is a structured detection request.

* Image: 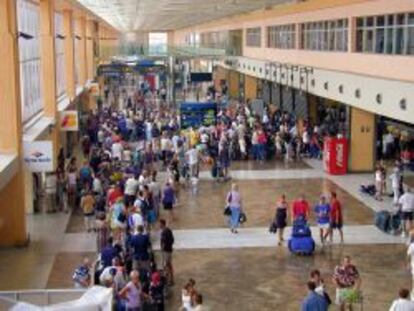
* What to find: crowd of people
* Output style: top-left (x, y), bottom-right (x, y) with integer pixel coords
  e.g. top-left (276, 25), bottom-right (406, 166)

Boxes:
top-left (41, 73), bottom-right (414, 311)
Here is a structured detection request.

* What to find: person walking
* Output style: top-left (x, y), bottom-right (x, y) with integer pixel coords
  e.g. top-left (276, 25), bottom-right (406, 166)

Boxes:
top-left (226, 183), bottom-right (242, 234)
top-left (326, 191), bottom-right (344, 243)
top-left (399, 188), bottom-right (414, 238)
top-left (162, 182), bottom-right (175, 223)
top-left (301, 281), bottom-right (329, 311)
top-left (314, 195), bottom-right (331, 245)
top-left (274, 194), bottom-right (289, 245)
top-left (389, 288), bottom-right (414, 311)
top-left (292, 194), bottom-right (310, 222)
top-left (160, 219), bottom-right (174, 285)
top-left (80, 190), bottom-right (96, 233)
top-left (119, 270), bottom-right (145, 311)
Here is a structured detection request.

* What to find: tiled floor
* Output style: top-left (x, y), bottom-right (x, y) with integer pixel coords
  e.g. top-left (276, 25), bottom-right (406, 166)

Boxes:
top-left (158, 178), bottom-right (373, 230)
top-left (161, 245), bottom-right (409, 311)
top-left (0, 158), bottom-right (411, 311)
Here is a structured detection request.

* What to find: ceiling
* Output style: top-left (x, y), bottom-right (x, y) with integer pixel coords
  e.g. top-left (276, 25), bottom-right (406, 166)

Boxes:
top-left (75, 0), bottom-right (295, 32)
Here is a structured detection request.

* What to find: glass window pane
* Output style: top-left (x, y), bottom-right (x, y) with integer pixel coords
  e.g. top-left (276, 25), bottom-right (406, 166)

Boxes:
top-left (397, 14), bottom-right (406, 25)
top-left (395, 27), bottom-right (405, 54)
top-left (385, 28), bottom-right (394, 54)
top-left (357, 18), bottom-right (364, 28)
top-left (408, 13), bottom-right (414, 25)
top-left (407, 27), bottom-right (414, 54)
top-left (365, 30), bottom-right (374, 52)
top-left (367, 17), bottom-right (374, 27)
top-left (377, 16), bottom-right (385, 27)
top-left (388, 15), bottom-right (394, 26)
top-left (375, 28), bottom-right (385, 53)
top-left (356, 29), bottom-right (363, 51)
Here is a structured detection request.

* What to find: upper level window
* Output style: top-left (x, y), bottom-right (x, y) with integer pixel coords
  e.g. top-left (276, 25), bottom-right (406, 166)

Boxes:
top-left (301, 19), bottom-right (348, 52)
top-left (356, 12), bottom-right (414, 55)
top-left (17, 0), bottom-right (43, 123)
top-left (267, 24), bottom-right (296, 49)
top-left (55, 12), bottom-right (66, 99)
top-left (246, 27), bottom-right (261, 47)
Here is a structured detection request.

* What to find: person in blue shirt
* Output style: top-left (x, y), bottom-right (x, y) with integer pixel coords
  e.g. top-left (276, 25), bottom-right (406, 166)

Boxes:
top-left (100, 237), bottom-right (118, 268)
top-left (301, 281), bottom-right (329, 311)
top-left (128, 225), bottom-right (151, 271)
top-left (314, 195), bottom-right (331, 245)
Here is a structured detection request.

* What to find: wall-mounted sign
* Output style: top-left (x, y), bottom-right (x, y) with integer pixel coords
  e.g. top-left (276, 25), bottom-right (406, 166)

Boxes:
top-left (89, 83), bottom-right (100, 97)
top-left (23, 141), bottom-right (54, 172)
top-left (60, 110), bottom-right (79, 131)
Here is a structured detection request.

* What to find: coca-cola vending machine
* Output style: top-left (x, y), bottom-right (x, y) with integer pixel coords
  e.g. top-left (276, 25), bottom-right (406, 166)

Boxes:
top-left (323, 137), bottom-right (348, 175)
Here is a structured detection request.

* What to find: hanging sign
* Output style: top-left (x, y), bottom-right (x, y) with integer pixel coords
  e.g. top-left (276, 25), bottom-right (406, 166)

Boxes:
top-left (60, 110), bottom-right (79, 131)
top-left (23, 141), bottom-right (54, 172)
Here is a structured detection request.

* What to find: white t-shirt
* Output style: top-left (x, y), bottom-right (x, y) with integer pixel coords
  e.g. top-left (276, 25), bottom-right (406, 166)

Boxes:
top-left (125, 178), bottom-right (139, 196)
top-left (186, 148), bottom-right (199, 165)
top-left (161, 138), bottom-right (173, 151)
top-left (130, 212), bottom-right (144, 229)
top-left (93, 178), bottom-right (103, 194)
top-left (389, 298), bottom-right (414, 311)
top-left (399, 193), bottom-right (414, 212)
top-left (112, 143), bottom-right (123, 160)
top-left (123, 150), bottom-right (132, 162)
top-left (97, 130), bottom-right (105, 143)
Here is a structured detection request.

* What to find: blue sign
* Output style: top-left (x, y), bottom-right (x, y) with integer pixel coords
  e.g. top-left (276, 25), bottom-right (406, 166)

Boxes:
top-left (180, 102), bottom-right (217, 129)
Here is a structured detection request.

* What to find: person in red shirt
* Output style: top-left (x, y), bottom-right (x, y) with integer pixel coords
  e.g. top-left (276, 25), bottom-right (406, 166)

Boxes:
top-left (292, 194), bottom-right (310, 221)
top-left (325, 191), bottom-right (344, 243)
top-left (107, 184), bottom-right (123, 207)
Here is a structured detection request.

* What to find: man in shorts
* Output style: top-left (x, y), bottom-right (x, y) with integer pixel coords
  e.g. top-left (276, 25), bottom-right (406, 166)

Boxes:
top-left (160, 219), bottom-right (174, 285)
top-left (332, 256), bottom-right (361, 311)
top-left (326, 191), bottom-right (344, 243)
top-left (399, 188), bottom-right (414, 238)
top-left (314, 195), bottom-right (330, 245)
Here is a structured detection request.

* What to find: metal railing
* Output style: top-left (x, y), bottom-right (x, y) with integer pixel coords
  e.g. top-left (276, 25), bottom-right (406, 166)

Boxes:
top-left (0, 289), bottom-right (86, 309)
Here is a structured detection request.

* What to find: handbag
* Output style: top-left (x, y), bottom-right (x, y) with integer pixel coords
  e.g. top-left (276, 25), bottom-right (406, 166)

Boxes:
top-left (239, 212), bottom-right (247, 224)
top-left (269, 220), bottom-right (277, 234)
top-left (223, 206), bottom-right (231, 216)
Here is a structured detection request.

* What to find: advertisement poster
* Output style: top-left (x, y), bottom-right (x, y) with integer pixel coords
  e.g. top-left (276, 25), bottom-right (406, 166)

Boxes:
top-left (60, 111), bottom-right (79, 131)
top-left (23, 141), bottom-right (54, 172)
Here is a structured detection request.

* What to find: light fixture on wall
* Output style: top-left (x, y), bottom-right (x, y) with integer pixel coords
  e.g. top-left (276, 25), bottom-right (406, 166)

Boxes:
top-left (56, 34), bottom-right (66, 40)
top-left (324, 82), bottom-right (329, 90)
top-left (17, 31), bottom-right (34, 40)
top-left (311, 79), bottom-right (315, 87)
top-left (338, 85), bottom-right (344, 94)
top-left (355, 89), bottom-right (361, 99)
top-left (376, 94), bottom-right (382, 104)
top-left (400, 98), bottom-right (407, 110)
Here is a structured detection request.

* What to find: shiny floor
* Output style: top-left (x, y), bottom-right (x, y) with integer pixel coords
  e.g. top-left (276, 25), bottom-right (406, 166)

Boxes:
top-left (0, 158), bottom-right (412, 311)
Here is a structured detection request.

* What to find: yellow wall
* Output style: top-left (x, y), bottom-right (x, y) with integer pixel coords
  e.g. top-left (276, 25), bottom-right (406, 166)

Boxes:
top-left (244, 74), bottom-right (257, 101)
top-left (228, 70), bottom-right (240, 98)
top-left (349, 107), bottom-right (375, 172)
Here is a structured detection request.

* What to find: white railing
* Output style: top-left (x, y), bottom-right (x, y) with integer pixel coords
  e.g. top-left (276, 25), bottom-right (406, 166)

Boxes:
top-left (0, 289), bottom-right (86, 308)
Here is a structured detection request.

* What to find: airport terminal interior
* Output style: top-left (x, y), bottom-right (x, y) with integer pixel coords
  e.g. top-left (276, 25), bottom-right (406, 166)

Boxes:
top-left (1, 0), bottom-right (414, 310)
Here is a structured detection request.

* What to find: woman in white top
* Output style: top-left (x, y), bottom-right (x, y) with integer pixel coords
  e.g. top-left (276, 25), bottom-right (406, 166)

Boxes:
top-left (226, 183), bottom-right (242, 234)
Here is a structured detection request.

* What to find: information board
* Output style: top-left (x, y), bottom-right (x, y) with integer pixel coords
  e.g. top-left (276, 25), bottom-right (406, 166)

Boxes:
top-left (180, 102), bottom-right (217, 129)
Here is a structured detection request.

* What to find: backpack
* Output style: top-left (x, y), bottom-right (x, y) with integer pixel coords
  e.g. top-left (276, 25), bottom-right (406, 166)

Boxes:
top-left (292, 216), bottom-right (311, 238)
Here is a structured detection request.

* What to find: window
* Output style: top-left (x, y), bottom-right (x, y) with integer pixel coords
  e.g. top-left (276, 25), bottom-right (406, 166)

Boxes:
top-left (356, 12), bottom-right (414, 55)
top-left (246, 27), bottom-right (261, 47)
top-left (55, 12), bottom-right (66, 99)
top-left (149, 32), bottom-right (168, 55)
top-left (301, 19), bottom-right (348, 52)
top-left (267, 24), bottom-right (296, 49)
top-left (17, 0), bottom-right (43, 122)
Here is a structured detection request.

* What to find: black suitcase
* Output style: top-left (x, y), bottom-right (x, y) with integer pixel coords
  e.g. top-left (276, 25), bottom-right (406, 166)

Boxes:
top-left (375, 210), bottom-right (390, 232)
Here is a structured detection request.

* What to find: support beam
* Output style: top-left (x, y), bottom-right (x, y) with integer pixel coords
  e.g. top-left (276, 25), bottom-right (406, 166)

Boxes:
top-left (63, 10), bottom-right (75, 99)
top-left (0, 0), bottom-right (27, 246)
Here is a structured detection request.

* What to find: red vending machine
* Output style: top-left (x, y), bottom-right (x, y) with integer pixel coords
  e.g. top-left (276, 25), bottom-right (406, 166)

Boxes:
top-left (323, 137), bottom-right (348, 175)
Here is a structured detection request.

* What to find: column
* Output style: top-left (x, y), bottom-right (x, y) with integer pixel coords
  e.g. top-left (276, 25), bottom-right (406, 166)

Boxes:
top-left (75, 16), bottom-right (87, 86)
top-left (348, 17), bottom-right (357, 53)
top-left (349, 107), bottom-right (375, 172)
top-left (40, 0), bottom-right (59, 168)
top-left (0, 0), bottom-right (27, 246)
top-left (85, 20), bottom-right (95, 81)
top-left (244, 74), bottom-right (257, 102)
top-left (228, 70), bottom-right (240, 99)
top-left (63, 10), bottom-right (75, 99)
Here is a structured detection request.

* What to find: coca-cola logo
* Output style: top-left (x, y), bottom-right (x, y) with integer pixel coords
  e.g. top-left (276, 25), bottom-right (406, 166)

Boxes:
top-left (336, 143), bottom-right (344, 168)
